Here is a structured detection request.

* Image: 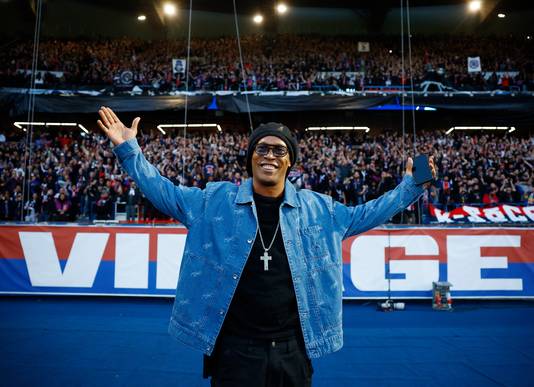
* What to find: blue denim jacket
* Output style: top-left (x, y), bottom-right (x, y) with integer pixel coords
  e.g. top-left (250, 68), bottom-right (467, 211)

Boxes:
top-left (113, 138), bottom-right (423, 358)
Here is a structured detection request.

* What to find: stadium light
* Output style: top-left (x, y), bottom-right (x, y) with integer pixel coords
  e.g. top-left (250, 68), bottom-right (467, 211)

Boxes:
top-left (78, 124), bottom-right (89, 134)
top-left (253, 14), bottom-right (263, 24)
top-left (137, 15), bottom-right (147, 21)
top-left (13, 122), bottom-right (45, 132)
top-left (157, 123), bottom-right (223, 133)
top-left (45, 122), bottom-right (77, 126)
top-left (276, 3), bottom-right (288, 14)
top-left (305, 126), bottom-right (370, 133)
top-left (163, 2), bottom-right (177, 17)
top-left (468, 1), bottom-right (482, 13)
top-left (14, 121), bottom-right (89, 134)
top-left (497, 13), bottom-right (505, 18)
top-left (445, 126), bottom-right (515, 135)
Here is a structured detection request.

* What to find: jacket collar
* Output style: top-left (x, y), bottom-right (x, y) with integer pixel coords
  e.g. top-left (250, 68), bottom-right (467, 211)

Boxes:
top-left (235, 178), bottom-right (300, 208)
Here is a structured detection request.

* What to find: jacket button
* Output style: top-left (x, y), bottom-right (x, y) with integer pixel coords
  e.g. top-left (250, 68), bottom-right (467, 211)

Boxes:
top-left (219, 309), bottom-right (224, 315)
top-left (232, 273), bottom-right (238, 280)
top-left (247, 239), bottom-right (253, 244)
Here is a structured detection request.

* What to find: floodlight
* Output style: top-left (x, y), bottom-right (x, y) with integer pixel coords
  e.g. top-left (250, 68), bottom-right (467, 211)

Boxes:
top-left (156, 123), bottom-right (223, 133)
top-left (497, 13), bottom-right (505, 18)
top-left (14, 121), bottom-right (90, 135)
top-left (163, 3), bottom-right (177, 17)
top-left (446, 126), bottom-right (515, 135)
top-left (305, 126), bottom-right (370, 133)
top-left (253, 14), bottom-right (263, 24)
top-left (276, 3), bottom-right (288, 14)
top-left (468, 1), bottom-right (482, 13)
top-left (138, 15), bottom-right (147, 21)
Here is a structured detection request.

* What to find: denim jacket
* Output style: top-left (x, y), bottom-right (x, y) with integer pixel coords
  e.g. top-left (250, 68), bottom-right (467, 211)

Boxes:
top-left (113, 138), bottom-right (423, 358)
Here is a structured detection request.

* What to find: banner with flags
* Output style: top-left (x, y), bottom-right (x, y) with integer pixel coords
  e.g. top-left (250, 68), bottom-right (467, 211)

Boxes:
top-left (119, 70), bottom-right (133, 85)
top-left (172, 58), bottom-right (186, 76)
top-left (467, 56), bottom-right (482, 72)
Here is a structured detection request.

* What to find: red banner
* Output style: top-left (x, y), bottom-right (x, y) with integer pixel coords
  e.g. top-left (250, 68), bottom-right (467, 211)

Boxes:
top-left (429, 204), bottom-right (534, 224)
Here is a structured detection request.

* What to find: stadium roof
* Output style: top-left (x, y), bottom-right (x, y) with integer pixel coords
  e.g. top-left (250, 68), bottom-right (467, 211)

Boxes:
top-left (12, 0), bottom-right (534, 15)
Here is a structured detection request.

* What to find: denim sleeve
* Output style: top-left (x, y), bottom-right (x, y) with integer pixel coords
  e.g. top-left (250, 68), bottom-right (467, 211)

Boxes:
top-left (112, 138), bottom-right (204, 227)
top-left (333, 174), bottom-right (423, 240)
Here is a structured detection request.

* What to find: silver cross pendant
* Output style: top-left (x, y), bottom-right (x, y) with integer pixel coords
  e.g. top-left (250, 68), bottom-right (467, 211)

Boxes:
top-left (260, 250), bottom-right (272, 271)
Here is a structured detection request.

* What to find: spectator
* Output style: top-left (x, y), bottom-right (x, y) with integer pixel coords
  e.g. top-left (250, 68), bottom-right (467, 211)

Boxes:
top-left (0, 191), bottom-right (11, 220)
top-left (483, 183), bottom-right (500, 205)
top-left (23, 192), bottom-right (41, 222)
top-left (54, 192), bottom-right (71, 221)
top-left (40, 188), bottom-right (56, 222)
top-left (124, 181), bottom-right (141, 221)
top-left (95, 191), bottom-right (113, 220)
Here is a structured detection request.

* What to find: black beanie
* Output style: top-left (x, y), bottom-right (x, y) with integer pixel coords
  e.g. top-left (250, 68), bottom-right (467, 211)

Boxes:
top-left (246, 122), bottom-right (298, 177)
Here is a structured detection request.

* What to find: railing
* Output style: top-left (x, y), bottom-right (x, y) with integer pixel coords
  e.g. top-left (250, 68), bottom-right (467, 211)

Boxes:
top-left (2, 86), bottom-right (533, 98)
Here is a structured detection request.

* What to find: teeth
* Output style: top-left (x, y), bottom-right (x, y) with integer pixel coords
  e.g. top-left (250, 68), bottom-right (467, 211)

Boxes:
top-left (262, 165), bottom-right (276, 170)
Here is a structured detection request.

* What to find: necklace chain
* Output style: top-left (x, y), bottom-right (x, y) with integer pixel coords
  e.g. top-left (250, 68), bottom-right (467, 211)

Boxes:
top-left (257, 220), bottom-right (280, 252)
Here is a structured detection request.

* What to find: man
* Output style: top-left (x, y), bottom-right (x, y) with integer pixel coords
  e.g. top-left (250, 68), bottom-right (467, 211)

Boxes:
top-left (97, 107), bottom-right (436, 386)
top-left (124, 180), bottom-right (141, 221)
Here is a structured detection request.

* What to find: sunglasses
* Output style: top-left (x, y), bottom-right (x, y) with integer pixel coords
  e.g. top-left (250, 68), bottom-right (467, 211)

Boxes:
top-left (254, 143), bottom-right (289, 157)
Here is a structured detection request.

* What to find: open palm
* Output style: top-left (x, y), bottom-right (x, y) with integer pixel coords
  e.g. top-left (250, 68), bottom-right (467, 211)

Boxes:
top-left (97, 106), bottom-right (140, 146)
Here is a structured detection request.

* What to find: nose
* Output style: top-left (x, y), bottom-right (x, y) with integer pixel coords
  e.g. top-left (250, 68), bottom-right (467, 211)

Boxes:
top-left (263, 149), bottom-right (277, 158)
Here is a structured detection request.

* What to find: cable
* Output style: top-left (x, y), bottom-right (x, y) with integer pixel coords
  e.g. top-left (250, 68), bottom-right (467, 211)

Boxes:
top-left (400, 0), bottom-right (406, 224)
top-left (406, 0), bottom-right (417, 149)
top-left (406, 0), bottom-right (423, 224)
top-left (21, 0), bottom-right (43, 221)
top-left (182, 0), bottom-right (193, 184)
top-left (232, 0), bottom-right (254, 132)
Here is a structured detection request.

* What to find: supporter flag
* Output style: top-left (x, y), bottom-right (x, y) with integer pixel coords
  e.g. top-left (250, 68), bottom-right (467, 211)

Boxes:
top-left (172, 59), bottom-right (186, 76)
top-left (467, 56), bottom-right (481, 73)
top-left (120, 70), bottom-right (133, 85)
top-left (358, 42), bottom-right (370, 52)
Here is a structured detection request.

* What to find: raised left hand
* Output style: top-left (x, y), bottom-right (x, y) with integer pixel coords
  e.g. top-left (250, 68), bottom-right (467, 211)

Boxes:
top-left (405, 156), bottom-right (437, 188)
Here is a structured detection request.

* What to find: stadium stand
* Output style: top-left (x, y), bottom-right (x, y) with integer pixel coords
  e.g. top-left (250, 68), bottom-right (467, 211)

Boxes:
top-left (1, 129), bottom-right (532, 223)
top-left (1, 35), bottom-right (532, 92)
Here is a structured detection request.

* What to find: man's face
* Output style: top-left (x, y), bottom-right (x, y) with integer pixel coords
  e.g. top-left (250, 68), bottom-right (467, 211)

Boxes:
top-left (251, 136), bottom-right (291, 187)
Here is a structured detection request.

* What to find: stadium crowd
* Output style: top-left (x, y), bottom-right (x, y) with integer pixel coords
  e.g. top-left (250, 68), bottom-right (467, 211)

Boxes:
top-left (1, 34), bottom-right (532, 92)
top-left (0, 128), bottom-right (533, 223)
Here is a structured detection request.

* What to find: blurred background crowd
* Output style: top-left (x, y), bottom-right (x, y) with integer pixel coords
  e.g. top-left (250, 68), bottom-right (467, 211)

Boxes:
top-left (1, 129), bottom-right (532, 223)
top-left (1, 34), bottom-right (532, 92)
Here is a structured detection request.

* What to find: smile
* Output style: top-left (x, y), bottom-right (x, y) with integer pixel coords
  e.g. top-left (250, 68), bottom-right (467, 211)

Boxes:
top-left (260, 163), bottom-right (278, 172)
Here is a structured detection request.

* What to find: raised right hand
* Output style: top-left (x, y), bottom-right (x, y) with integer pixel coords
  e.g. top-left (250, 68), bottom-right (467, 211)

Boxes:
top-left (97, 106), bottom-right (140, 146)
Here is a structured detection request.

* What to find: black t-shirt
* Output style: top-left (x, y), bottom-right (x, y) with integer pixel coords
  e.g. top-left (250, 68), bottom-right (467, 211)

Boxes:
top-left (220, 191), bottom-right (301, 340)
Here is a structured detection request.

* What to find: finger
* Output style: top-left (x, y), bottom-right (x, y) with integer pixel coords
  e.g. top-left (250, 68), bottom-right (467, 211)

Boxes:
top-left (97, 120), bottom-right (108, 133)
top-left (107, 107), bottom-right (123, 125)
top-left (131, 117), bottom-right (141, 131)
top-left (98, 108), bottom-right (111, 127)
top-left (102, 107), bottom-right (116, 125)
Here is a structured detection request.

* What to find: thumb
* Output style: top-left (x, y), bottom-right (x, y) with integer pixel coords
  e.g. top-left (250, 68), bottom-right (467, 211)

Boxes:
top-left (405, 157), bottom-right (413, 176)
top-left (131, 117), bottom-right (141, 132)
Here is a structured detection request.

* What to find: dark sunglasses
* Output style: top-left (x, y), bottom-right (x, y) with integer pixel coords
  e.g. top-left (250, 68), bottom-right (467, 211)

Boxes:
top-left (254, 143), bottom-right (288, 157)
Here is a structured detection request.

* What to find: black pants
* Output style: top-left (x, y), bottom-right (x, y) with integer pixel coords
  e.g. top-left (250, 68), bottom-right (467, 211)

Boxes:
top-left (203, 334), bottom-right (313, 387)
